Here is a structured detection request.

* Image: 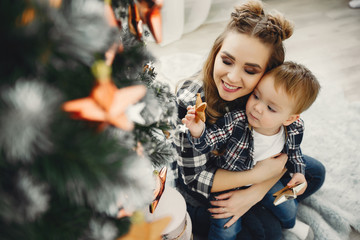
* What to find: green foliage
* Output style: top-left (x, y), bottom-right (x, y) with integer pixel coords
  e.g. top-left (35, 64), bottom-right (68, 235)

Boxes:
top-left (0, 0), bottom-right (175, 239)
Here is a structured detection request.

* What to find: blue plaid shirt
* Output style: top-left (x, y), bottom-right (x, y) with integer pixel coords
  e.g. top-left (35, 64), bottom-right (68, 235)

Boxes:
top-left (187, 110), bottom-right (306, 175)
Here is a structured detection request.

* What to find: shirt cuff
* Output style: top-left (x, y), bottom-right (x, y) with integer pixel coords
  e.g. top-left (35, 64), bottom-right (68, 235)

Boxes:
top-left (293, 162), bottom-right (306, 175)
top-left (186, 127), bottom-right (206, 146)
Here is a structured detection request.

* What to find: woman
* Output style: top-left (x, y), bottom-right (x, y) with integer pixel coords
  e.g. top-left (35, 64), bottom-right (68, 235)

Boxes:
top-left (172, 0), bottom-right (325, 239)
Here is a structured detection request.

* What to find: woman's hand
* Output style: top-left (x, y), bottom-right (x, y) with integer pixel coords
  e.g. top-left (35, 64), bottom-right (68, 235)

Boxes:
top-left (208, 187), bottom-right (259, 228)
top-left (208, 168), bottom-right (287, 228)
top-left (252, 153), bottom-right (288, 183)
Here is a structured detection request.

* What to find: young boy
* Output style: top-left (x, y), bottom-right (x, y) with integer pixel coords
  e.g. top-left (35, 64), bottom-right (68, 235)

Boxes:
top-left (182, 61), bottom-right (320, 239)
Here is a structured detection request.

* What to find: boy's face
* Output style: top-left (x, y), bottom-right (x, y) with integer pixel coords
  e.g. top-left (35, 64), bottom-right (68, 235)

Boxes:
top-left (246, 74), bottom-right (300, 136)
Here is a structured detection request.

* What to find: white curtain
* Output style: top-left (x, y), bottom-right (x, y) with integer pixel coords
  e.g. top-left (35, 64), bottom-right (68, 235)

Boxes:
top-left (156, 0), bottom-right (242, 46)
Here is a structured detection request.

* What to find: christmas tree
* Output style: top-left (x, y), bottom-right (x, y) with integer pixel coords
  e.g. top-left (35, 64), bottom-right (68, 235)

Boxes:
top-left (0, 0), bottom-right (175, 239)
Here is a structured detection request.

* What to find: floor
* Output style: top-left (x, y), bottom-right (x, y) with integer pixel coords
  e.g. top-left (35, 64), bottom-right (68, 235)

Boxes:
top-left (147, 0), bottom-right (360, 239)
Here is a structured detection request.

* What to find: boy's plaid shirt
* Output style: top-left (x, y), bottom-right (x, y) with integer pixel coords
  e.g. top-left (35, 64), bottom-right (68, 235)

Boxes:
top-left (187, 110), bottom-right (306, 175)
top-left (172, 78), bottom-right (305, 199)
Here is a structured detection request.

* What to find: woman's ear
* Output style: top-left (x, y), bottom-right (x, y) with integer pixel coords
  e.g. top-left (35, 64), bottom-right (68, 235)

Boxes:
top-left (283, 114), bottom-right (300, 126)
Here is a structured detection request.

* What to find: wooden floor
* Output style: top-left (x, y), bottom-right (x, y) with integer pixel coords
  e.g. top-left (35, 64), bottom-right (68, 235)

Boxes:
top-left (147, 0), bottom-right (360, 238)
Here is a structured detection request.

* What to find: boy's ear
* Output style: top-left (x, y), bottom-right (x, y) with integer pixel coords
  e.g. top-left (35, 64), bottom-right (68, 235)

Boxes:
top-left (283, 114), bottom-right (300, 126)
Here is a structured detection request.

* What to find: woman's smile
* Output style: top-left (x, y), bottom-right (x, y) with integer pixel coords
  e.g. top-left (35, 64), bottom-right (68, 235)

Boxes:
top-left (222, 80), bottom-right (242, 92)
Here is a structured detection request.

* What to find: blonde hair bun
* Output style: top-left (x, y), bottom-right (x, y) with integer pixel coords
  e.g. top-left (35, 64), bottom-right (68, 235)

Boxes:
top-left (268, 11), bottom-right (294, 41)
top-left (232, 0), bottom-right (264, 19)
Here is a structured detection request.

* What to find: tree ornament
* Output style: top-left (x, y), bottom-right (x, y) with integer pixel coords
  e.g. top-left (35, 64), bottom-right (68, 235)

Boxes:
top-left (149, 166), bottom-right (167, 213)
top-left (195, 93), bottom-right (207, 123)
top-left (136, 0), bottom-right (163, 43)
top-left (62, 61), bottom-right (147, 131)
top-left (128, 0), bottom-right (143, 41)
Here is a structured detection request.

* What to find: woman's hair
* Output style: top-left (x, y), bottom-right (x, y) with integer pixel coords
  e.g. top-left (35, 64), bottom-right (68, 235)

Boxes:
top-left (202, 0), bottom-right (294, 124)
top-left (270, 61), bottom-right (320, 114)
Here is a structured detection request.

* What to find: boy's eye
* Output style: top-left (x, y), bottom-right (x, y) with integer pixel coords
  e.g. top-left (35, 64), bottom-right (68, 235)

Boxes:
top-left (268, 106), bottom-right (276, 112)
top-left (253, 93), bottom-right (259, 99)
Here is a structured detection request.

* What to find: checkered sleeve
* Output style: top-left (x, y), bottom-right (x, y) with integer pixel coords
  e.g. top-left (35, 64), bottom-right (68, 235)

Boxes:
top-left (172, 79), bottom-right (216, 198)
top-left (286, 118), bottom-right (306, 174)
top-left (187, 110), bottom-right (245, 155)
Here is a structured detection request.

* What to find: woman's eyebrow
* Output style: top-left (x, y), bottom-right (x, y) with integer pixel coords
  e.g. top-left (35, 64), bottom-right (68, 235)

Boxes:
top-left (222, 51), bottom-right (236, 60)
top-left (222, 51), bottom-right (262, 70)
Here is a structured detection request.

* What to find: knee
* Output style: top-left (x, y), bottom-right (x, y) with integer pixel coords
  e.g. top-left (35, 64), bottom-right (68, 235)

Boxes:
top-left (276, 201), bottom-right (298, 228)
top-left (282, 218), bottom-right (296, 229)
top-left (279, 205), bottom-right (297, 228)
top-left (314, 160), bottom-right (326, 178)
top-left (311, 160), bottom-right (326, 188)
top-left (304, 155), bottom-right (326, 185)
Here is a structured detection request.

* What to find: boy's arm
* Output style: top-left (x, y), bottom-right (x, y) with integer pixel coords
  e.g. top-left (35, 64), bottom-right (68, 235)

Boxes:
top-left (286, 119), bottom-right (307, 194)
top-left (182, 105), bottom-right (205, 138)
top-left (287, 173), bottom-right (307, 195)
top-left (186, 110), bottom-right (243, 154)
top-left (286, 119), bottom-right (306, 175)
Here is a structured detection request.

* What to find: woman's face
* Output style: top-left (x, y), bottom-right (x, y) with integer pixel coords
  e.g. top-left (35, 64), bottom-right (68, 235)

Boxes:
top-left (213, 31), bottom-right (272, 102)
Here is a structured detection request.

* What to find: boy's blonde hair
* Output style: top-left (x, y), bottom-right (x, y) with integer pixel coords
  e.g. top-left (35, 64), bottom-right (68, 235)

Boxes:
top-left (270, 61), bottom-right (320, 114)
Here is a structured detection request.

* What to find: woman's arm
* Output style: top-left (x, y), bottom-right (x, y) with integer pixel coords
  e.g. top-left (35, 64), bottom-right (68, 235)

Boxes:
top-left (209, 168), bottom-right (287, 228)
top-left (211, 153), bottom-right (288, 193)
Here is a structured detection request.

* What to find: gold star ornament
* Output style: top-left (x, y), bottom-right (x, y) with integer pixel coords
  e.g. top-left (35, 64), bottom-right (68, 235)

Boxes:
top-left (195, 93), bottom-right (207, 123)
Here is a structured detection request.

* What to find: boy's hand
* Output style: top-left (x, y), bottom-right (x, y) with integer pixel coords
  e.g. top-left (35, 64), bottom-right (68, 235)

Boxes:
top-left (287, 173), bottom-right (307, 195)
top-left (181, 105), bottom-right (205, 138)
